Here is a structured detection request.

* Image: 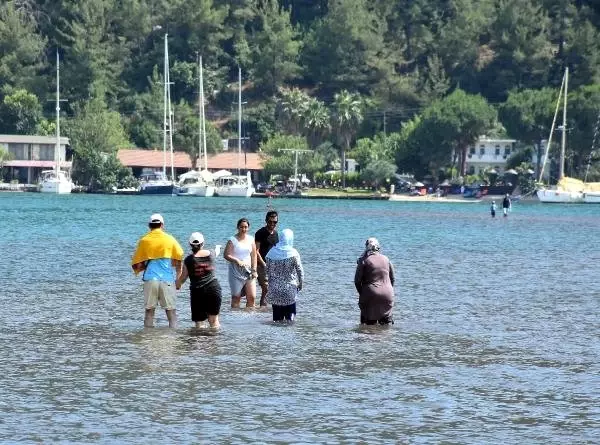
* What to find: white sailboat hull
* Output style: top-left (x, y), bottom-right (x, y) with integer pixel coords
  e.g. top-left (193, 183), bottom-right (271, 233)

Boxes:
top-left (176, 184), bottom-right (215, 197)
top-left (215, 184), bottom-right (255, 197)
top-left (583, 192), bottom-right (600, 203)
top-left (39, 178), bottom-right (73, 194)
top-left (536, 188), bottom-right (584, 203)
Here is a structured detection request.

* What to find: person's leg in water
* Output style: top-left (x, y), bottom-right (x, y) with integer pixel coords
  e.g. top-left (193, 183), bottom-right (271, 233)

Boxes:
top-left (165, 309), bottom-right (177, 328)
top-left (272, 304), bottom-right (284, 322)
top-left (160, 282), bottom-right (178, 328)
top-left (208, 314), bottom-right (220, 328)
top-left (378, 315), bottom-right (394, 325)
top-left (144, 307), bottom-right (155, 327)
top-left (231, 294), bottom-right (241, 308)
top-left (258, 265), bottom-right (268, 306)
top-left (284, 303), bottom-right (296, 322)
top-left (243, 279), bottom-right (256, 309)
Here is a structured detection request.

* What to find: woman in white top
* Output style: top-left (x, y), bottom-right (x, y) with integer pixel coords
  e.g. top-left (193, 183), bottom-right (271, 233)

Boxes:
top-left (224, 217), bottom-right (258, 308)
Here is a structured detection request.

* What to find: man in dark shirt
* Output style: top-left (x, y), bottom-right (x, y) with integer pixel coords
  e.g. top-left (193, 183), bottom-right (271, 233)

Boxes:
top-left (502, 193), bottom-right (512, 217)
top-left (255, 210), bottom-right (279, 306)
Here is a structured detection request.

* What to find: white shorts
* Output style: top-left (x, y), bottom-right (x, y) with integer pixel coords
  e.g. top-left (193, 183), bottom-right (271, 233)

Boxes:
top-left (143, 281), bottom-right (176, 310)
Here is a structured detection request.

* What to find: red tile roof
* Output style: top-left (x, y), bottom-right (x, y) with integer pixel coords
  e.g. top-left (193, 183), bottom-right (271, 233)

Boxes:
top-left (117, 149), bottom-right (264, 171)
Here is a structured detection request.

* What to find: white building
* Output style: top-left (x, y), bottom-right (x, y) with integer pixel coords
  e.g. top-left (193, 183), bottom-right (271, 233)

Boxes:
top-left (465, 137), bottom-right (516, 175)
top-left (1, 134), bottom-right (71, 184)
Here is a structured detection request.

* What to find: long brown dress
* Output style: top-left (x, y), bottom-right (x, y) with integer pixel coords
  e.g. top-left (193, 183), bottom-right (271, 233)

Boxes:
top-left (354, 253), bottom-right (395, 324)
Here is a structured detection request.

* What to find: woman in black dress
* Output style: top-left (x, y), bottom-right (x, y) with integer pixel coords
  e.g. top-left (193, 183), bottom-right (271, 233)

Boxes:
top-left (176, 232), bottom-right (222, 328)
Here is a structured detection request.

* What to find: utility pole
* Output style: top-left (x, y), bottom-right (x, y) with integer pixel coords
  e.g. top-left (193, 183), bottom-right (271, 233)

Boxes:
top-left (278, 149), bottom-right (312, 193)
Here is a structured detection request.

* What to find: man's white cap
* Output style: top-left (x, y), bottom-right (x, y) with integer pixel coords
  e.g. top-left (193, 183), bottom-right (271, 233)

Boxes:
top-left (189, 232), bottom-right (205, 245)
top-left (149, 213), bottom-right (164, 224)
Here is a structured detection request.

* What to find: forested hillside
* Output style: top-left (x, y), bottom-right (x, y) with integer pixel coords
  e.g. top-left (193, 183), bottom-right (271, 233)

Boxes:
top-left (2, 0), bottom-right (600, 188)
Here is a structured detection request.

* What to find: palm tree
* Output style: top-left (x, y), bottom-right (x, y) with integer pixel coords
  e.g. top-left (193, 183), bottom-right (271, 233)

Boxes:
top-left (278, 87), bottom-right (309, 136)
top-left (332, 90), bottom-right (363, 188)
top-left (304, 97), bottom-right (330, 148)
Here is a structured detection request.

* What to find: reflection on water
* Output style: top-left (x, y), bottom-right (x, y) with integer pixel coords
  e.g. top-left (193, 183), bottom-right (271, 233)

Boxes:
top-left (0, 194), bottom-right (599, 442)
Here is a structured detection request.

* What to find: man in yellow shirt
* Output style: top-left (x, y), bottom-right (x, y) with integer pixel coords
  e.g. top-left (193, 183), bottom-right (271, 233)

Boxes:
top-left (131, 214), bottom-right (184, 327)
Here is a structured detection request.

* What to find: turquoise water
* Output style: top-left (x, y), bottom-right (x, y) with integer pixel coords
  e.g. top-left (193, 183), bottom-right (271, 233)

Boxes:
top-left (1, 193), bottom-right (599, 443)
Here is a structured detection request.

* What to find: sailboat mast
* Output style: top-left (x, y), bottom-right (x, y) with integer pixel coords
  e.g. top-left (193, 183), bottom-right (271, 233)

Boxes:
top-left (200, 56), bottom-right (208, 171)
top-left (163, 34), bottom-right (168, 178)
top-left (538, 72), bottom-right (565, 183)
top-left (55, 50), bottom-right (60, 176)
top-left (166, 39), bottom-right (175, 181)
top-left (238, 67), bottom-right (242, 177)
top-left (559, 67), bottom-right (568, 180)
top-left (198, 54), bottom-right (202, 171)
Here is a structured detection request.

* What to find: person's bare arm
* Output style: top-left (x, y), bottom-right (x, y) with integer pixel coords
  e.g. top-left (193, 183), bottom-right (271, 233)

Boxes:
top-left (224, 240), bottom-right (242, 265)
top-left (132, 262), bottom-right (145, 274)
top-left (256, 241), bottom-right (266, 266)
top-left (176, 265), bottom-right (188, 290)
top-left (250, 242), bottom-right (258, 278)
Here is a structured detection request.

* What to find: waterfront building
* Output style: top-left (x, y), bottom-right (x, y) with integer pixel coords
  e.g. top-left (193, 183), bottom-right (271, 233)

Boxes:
top-left (464, 136), bottom-right (517, 175)
top-left (116, 149), bottom-right (264, 182)
top-left (1, 134), bottom-right (71, 184)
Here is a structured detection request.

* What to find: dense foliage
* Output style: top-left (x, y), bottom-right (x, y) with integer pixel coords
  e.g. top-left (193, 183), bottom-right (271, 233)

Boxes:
top-left (2, 0), bottom-right (600, 186)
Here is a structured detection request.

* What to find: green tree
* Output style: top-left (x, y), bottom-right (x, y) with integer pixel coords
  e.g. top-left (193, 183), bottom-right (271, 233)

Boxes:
top-left (55, 0), bottom-right (126, 106)
top-left (260, 133), bottom-right (326, 179)
top-left (563, 17), bottom-right (600, 89)
top-left (244, 101), bottom-right (277, 147)
top-left (66, 98), bottom-right (132, 191)
top-left (361, 159), bottom-right (397, 189)
top-left (436, 0), bottom-right (495, 93)
top-left (417, 89), bottom-right (497, 176)
top-left (172, 100), bottom-right (223, 169)
top-left (166, 0), bottom-right (229, 103)
top-left (303, 97), bottom-right (330, 148)
top-left (0, 2), bottom-right (46, 94)
top-left (332, 90), bottom-right (364, 187)
top-left (249, 0), bottom-right (301, 96)
top-left (567, 84), bottom-right (600, 174)
top-left (0, 89), bottom-right (43, 134)
top-left (350, 133), bottom-right (395, 169)
top-left (277, 87), bottom-right (309, 135)
top-left (302, 0), bottom-right (390, 94)
top-left (499, 87), bottom-right (559, 174)
top-left (122, 66), bottom-right (164, 148)
top-left (481, 0), bottom-right (553, 100)
top-left (392, 116), bottom-right (430, 178)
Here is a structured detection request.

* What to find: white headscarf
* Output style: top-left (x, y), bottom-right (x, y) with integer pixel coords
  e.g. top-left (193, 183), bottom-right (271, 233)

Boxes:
top-left (266, 228), bottom-right (298, 261)
top-left (358, 237), bottom-right (381, 263)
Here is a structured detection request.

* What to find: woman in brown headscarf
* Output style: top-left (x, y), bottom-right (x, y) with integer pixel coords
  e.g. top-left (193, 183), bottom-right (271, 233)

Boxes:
top-left (354, 238), bottom-right (395, 325)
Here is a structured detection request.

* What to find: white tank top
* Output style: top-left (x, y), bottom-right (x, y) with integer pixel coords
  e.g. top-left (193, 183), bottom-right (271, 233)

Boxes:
top-left (230, 235), bottom-right (253, 263)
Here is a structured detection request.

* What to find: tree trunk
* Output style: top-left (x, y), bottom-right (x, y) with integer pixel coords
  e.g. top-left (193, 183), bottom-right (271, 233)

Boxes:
top-left (460, 144), bottom-right (467, 176)
top-left (341, 148), bottom-right (346, 188)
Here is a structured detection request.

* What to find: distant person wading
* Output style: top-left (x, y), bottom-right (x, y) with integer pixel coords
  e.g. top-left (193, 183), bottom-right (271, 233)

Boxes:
top-left (354, 238), bottom-right (395, 325)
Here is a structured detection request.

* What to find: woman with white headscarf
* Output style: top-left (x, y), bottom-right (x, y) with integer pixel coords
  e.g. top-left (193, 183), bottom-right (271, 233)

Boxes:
top-left (265, 228), bottom-right (304, 322)
top-left (354, 238), bottom-right (395, 325)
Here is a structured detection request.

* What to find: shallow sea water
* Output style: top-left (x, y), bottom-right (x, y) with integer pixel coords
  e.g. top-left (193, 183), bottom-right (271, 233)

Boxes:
top-left (0, 193), bottom-right (599, 443)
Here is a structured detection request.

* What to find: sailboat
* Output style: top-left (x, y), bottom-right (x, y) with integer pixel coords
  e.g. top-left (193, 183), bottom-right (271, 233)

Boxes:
top-left (214, 67), bottom-right (255, 198)
top-left (536, 68), bottom-right (584, 203)
top-left (175, 55), bottom-right (215, 197)
top-left (39, 51), bottom-right (73, 194)
top-left (139, 33), bottom-right (175, 195)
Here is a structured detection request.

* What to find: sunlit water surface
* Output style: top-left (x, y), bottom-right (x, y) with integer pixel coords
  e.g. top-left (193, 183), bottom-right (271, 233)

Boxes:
top-left (1, 193), bottom-right (599, 443)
